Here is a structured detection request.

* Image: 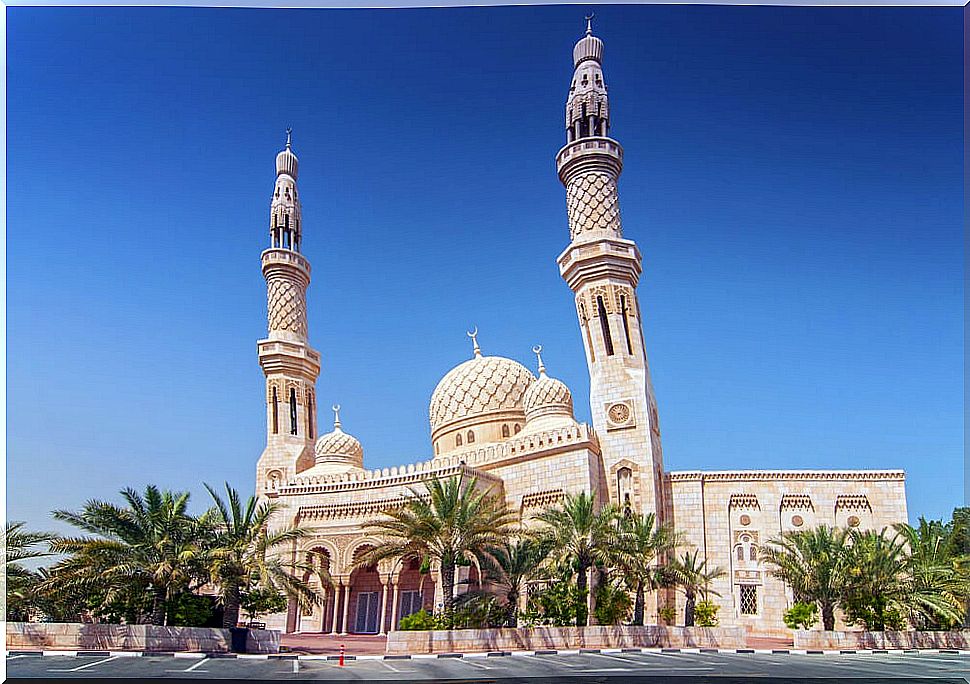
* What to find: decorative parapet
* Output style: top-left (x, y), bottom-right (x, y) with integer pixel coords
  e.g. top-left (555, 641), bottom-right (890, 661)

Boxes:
top-left (275, 423), bottom-right (598, 496)
top-left (666, 470), bottom-right (905, 483)
top-left (278, 462), bottom-right (502, 497)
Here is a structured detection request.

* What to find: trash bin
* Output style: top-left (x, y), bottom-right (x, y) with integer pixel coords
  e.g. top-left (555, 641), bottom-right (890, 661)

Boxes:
top-left (229, 626), bottom-right (248, 654)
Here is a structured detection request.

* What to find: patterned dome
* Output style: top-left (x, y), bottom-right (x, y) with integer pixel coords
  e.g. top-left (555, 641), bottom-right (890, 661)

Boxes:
top-left (429, 354), bottom-right (535, 434)
top-left (524, 373), bottom-right (573, 419)
top-left (314, 411), bottom-right (363, 468)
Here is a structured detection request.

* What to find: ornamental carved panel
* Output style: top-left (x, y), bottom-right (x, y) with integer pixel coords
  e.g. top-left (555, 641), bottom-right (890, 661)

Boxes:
top-left (604, 400), bottom-right (635, 431)
top-left (566, 172), bottom-right (623, 240)
top-left (266, 276), bottom-right (308, 337)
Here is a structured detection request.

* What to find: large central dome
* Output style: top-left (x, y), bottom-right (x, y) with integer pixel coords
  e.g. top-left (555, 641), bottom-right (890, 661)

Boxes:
top-left (429, 348), bottom-right (535, 455)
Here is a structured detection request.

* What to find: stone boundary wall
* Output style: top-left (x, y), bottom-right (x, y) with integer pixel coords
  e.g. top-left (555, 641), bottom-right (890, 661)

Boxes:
top-left (386, 625), bottom-right (745, 654)
top-left (794, 630), bottom-right (970, 650)
top-left (5, 623), bottom-right (280, 654)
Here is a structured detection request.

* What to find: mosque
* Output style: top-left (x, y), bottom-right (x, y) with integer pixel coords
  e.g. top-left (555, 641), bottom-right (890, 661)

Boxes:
top-left (253, 23), bottom-right (907, 638)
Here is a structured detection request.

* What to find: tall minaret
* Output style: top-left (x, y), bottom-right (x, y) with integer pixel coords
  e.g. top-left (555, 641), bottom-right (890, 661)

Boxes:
top-left (556, 20), bottom-right (665, 519)
top-left (256, 131), bottom-right (321, 495)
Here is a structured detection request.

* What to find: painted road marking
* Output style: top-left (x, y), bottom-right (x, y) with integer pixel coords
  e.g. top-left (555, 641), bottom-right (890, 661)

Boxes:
top-left (457, 658), bottom-right (492, 670)
top-left (53, 655), bottom-right (121, 672)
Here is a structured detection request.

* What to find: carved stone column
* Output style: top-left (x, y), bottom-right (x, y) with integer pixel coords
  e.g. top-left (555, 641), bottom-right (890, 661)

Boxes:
top-left (339, 584), bottom-right (352, 635)
top-left (378, 582), bottom-right (390, 635)
top-left (389, 582), bottom-right (401, 632)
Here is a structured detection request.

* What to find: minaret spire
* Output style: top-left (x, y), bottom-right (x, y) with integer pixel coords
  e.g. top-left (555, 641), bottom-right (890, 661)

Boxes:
top-left (585, 13), bottom-right (594, 35)
top-left (467, 327), bottom-right (482, 358)
top-left (556, 23), bottom-right (665, 528)
top-left (256, 135), bottom-right (321, 494)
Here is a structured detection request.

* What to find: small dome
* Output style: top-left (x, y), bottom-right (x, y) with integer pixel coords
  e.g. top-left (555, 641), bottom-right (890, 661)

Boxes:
top-left (524, 373), bottom-right (573, 420)
top-left (573, 32), bottom-right (603, 67)
top-left (429, 354), bottom-right (535, 437)
top-left (276, 130), bottom-right (299, 178)
top-left (314, 406), bottom-right (363, 468)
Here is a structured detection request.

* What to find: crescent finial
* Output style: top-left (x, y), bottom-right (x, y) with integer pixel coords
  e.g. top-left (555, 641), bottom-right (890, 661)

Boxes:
top-left (332, 404), bottom-right (341, 429)
top-left (466, 327), bottom-right (482, 358)
top-left (532, 345), bottom-right (546, 375)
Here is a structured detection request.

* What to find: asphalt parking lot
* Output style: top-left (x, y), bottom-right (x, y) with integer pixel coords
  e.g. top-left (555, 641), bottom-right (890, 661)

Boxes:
top-left (6, 650), bottom-right (970, 682)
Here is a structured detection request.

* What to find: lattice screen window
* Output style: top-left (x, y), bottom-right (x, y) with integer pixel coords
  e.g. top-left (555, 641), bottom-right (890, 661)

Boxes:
top-left (739, 585), bottom-right (758, 615)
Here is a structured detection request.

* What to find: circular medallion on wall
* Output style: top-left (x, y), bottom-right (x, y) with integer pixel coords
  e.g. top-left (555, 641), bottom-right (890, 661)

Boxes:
top-left (739, 514), bottom-right (751, 526)
top-left (608, 403), bottom-right (631, 424)
top-left (791, 514), bottom-right (804, 527)
top-left (847, 515), bottom-right (860, 528)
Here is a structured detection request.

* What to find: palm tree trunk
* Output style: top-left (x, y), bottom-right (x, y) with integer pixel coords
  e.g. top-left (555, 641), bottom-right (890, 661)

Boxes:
top-left (633, 581), bottom-right (645, 626)
top-left (441, 562), bottom-right (456, 615)
top-left (150, 587), bottom-right (167, 627)
top-left (576, 564), bottom-right (589, 627)
top-left (506, 589), bottom-right (519, 628)
top-left (821, 601), bottom-right (835, 631)
top-left (223, 585), bottom-right (242, 629)
top-left (684, 590), bottom-right (696, 628)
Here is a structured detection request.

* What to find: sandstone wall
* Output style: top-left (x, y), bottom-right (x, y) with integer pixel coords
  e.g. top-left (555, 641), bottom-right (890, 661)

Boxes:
top-left (386, 625), bottom-right (745, 654)
top-left (794, 630), bottom-right (970, 650)
top-left (5, 623), bottom-right (280, 654)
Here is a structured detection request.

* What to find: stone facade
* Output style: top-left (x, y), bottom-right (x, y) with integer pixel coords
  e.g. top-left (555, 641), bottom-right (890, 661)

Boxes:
top-left (252, 25), bottom-right (908, 637)
top-left (5, 623), bottom-right (280, 654)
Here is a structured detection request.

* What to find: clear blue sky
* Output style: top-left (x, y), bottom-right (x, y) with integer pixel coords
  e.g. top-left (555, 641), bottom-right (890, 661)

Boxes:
top-left (7, 5), bottom-right (963, 536)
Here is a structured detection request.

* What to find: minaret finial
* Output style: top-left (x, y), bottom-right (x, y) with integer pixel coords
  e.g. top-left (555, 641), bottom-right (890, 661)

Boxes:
top-left (585, 13), bottom-right (594, 35)
top-left (532, 345), bottom-right (547, 376)
top-left (467, 327), bottom-right (482, 358)
top-left (285, 127), bottom-right (292, 149)
top-left (332, 404), bottom-right (342, 430)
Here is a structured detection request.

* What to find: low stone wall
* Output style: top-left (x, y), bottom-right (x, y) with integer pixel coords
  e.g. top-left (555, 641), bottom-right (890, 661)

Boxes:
top-left (387, 625), bottom-right (746, 654)
top-left (794, 630), bottom-right (970, 650)
top-left (6, 622), bottom-right (280, 654)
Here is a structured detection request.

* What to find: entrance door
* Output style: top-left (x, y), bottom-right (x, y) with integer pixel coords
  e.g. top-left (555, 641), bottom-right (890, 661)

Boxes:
top-left (354, 591), bottom-right (380, 634)
top-left (398, 590), bottom-right (423, 627)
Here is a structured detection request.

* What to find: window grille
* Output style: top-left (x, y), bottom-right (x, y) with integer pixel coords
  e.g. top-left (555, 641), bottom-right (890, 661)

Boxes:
top-left (739, 585), bottom-right (758, 615)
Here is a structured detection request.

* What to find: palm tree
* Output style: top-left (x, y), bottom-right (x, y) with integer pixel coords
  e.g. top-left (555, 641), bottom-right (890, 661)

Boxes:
top-left (533, 491), bottom-right (621, 626)
top-left (482, 535), bottom-right (552, 626)
top-left (762, 525), bottom-right (848, 631)
top-left (611, 513), bottom-right (681, 625)
top-left (4, 521), bottom-right (57, 621)
top-left (47, 485), bottom-right (205, 626)
top-left (893, 519), bottom-right (969, 630)
top-left (357, 474), bottom-right (517, 614)
top-left (200, 482), bottom-right (325, 628)
top-left (668, 549), bottom-right (725, 627)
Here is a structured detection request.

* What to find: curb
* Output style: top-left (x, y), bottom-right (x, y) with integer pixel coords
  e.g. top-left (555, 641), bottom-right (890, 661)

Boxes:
top-left (8, 647), bottom-right (970, 660)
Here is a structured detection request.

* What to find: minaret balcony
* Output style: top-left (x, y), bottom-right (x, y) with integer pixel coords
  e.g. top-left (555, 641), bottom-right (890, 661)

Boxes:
top-left (556, 136), bottom-right (624, 182)
top-left (261, 247), bottom-right (311, 281)
top-left (557, 236), bottom-right (643, 291)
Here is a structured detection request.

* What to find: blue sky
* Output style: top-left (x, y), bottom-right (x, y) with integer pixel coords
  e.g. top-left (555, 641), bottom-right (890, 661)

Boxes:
top-left (7, 5), bottom-right (963, 535)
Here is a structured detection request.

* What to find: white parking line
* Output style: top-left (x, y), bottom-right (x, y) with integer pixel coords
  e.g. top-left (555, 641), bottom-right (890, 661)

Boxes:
top-left (182, 657), bottom-right (209, 672)
top-left (53, 655), bottom-right (121, 672)
top-left (458, 658), bottom-right (492, 670)
top-left (292, 659), bottom-right (299, 673)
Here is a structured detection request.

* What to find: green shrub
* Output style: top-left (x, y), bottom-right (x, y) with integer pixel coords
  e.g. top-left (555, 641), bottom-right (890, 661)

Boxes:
top-left (783, 602), bottom-right (818, 630)
top-left (657, 605), bottom-right (676, 626)
top-left (693, 600), bottom-right (720, 627)
top-left (399, 609), bottom-right (439, 631)
top-left (241, 586), bottom-right (288, 623)
top-left (593, 580), bottom-right (632, 626)
top-left (167, 593), bottom-right (220, 627)
top-left (526, 579), bottom-right (586, 626)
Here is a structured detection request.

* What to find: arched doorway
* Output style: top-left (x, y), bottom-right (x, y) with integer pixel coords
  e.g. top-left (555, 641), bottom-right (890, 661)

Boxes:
top-left (347, 545), bottom-right (383, 634)
top-left (298, 547), bottom-right (334, 633)
top-left (393, 557), bottom-right (435, 630)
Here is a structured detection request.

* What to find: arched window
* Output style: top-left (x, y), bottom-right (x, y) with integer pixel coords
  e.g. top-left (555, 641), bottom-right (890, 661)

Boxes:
top-left (306, 392), bottom-right (315, 439)
top-left (435, 442), bottom-right (440, 455)
top-left (456, 433), bottom-right (463, 447)
top-left (271, 387), bottom-right (279, 434)
top-left (289, 388), bottom-right (298, 435)
top-left (749, 545), bottom-right (758, 562)
top-left (736, 545), bottom-right (744, 561)
top-left (514, 424), bottom-right (521, 434)
top-left (467, 430), bottom-right (475, 444)
top-left (502, 424), bottom-right (510, 438)
top-left (597, 295), bottom-right (615, 356)
top-left (620, 294), bottom-right (634, 356)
